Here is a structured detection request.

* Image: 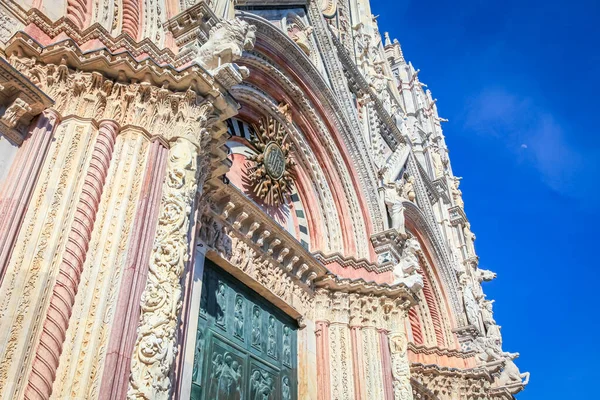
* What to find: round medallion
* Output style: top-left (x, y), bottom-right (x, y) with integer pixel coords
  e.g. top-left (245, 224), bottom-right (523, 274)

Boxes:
top-left (263, 142), bottom-right (286, 180)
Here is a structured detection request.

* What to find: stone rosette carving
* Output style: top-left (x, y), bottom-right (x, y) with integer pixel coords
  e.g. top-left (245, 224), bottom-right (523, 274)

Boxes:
top-left (246, 116), bottom-right (296, 207)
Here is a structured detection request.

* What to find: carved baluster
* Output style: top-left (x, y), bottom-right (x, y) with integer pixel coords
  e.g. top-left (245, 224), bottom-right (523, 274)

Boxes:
top-left (245, 221), bottom-right (260, 239)
top-left (257, 230), bottom-right (270, 246)
top-left (233, 211), bottom-right (249, 230)
top-left (221, 201), bottom-right (235, 219)
top-left (267, 238), bottom-right (281, 256)
top-left (277, 248), bottom-right (290, 263)
top-left (295, 263), bottom-right (309, 279)
top-left (304, 271), bottom-right (318, 285)
top-left (285, 255), bottom-right (299, 272)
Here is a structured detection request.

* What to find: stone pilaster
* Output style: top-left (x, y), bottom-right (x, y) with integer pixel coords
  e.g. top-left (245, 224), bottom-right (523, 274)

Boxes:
top-left (388, 302), bottom-right (413, 400)
top-left (0, 119), bottom-right (99, 400)
top-left (127, 133), bottom-right (205, 400)
top-left (0, 110), bottom-right (59, 283)
top-left (98, 139), bottom-right (168, 400)
top-left (52, 127), bottom-right (151, 400)
top-left (25, 119), bottom-right (119, 400)
top-left (328, 292), bottom-right (355, 400)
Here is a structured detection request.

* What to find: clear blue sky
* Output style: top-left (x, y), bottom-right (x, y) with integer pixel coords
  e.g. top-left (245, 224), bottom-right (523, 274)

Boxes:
top-left (370, 0), bottom-right (599, 398)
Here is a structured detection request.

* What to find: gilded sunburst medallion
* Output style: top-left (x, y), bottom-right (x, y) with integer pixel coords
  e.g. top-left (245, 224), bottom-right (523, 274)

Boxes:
top-left (247, 116), bottom-right (296, 207)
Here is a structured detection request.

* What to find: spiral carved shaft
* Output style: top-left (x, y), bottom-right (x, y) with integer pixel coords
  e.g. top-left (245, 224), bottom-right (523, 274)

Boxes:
top-left (25, 120), bottom-right (118, 400)
top-left (122, 0), bottom-right (141, 39)
top-left (66, 0), bottom-right (90, 29)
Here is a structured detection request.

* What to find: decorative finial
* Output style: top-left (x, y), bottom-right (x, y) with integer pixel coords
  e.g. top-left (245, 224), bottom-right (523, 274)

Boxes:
top-left (384, 32), bottom-right (392, 46)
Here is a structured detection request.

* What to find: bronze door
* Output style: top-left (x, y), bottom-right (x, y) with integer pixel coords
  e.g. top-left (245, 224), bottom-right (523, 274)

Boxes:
top-left (191, 260), bottom-right (297, 400)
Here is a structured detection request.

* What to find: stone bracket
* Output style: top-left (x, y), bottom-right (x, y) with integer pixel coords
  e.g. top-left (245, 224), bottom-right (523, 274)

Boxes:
top-left (0, 57), bottom-right (53, 144)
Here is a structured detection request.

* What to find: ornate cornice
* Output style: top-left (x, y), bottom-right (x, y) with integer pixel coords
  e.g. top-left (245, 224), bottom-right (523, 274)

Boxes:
top-left (163, 1), bottom-right (218, 48)
top-left (408, 343), bottom-right (475, 359)
top-left (315, 274), bottom-right (416, 305)
top-left (313, 251), bottom-right (391, 273)
top-left (19, 9), bottom-right (185, 66)
top-left (206, 183), bottom-right (328, 287)
top-left (4, 32), bottom-right (224, 97)
top-left (0, 57), bottom-right (53, 144)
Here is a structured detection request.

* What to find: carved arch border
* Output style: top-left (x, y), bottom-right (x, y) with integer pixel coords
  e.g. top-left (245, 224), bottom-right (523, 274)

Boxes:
top-left (404, 201), bottom-right (464, 329)
top-left (239, 12), bottom-right (383, 254)
top-left (231, 85), bottom-right (344, 255)
top-left (236, 51), bottom-right (368, 257)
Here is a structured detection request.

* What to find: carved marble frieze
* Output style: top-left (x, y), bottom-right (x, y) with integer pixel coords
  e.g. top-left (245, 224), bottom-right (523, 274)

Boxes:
top-left (198, 182), bottom-right (328, 320)
top-left (0, 57), bottom-right (53, 144)
top-left (3, 33), bottom-right (242, 156)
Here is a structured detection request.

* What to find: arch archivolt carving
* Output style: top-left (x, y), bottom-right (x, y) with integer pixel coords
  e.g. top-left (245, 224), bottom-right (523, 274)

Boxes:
top-left (231, 85), bottom-right (343, 254)
top-left (404, 200), bottom-right (464, 327)
top-left (238, 51), bottom-right (370, 258)
top-left (412, 248), bottom-right (455, 349)
top-left (240, 12), bottom-right (383, 232)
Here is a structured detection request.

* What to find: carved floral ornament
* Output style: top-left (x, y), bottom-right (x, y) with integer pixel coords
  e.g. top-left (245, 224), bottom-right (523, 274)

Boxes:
top-left (246, 116), bottom-right (296, 207)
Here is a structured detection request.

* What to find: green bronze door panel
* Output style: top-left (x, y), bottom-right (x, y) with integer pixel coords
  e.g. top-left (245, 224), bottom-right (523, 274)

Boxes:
top-left (191, 260), bottom-right (298, 400)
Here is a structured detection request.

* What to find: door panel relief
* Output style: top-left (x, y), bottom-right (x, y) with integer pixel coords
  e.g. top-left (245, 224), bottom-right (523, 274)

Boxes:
top-left (191, 260), bottom-right (298, 400)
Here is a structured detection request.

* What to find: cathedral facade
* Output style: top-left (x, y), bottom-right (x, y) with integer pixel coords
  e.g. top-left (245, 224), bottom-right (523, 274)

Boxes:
top-left (0, 0), bottom-right (528, 399)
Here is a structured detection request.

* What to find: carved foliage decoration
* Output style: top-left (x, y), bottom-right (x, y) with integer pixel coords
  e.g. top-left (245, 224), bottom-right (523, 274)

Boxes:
top-left (389, 332), bottom-right (413, 400)
top-left (8, 55), bottom-right (217, 147)
top-left (246, 116), bottom-right (296, 207)
top-left (127, 136), bottom-right (204, 400)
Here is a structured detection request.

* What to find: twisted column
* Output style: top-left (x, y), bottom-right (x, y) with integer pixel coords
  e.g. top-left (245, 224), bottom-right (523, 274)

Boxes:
top-left (127, 136), bottom-right (201, 400)
top-left (0, 110), bottom-right (59, 284)
top-left (66, 0), bottom-right (91, 29)
top-left (122, 0), bottom-right (141, 39)
top-left (25, 120), bottom-right (118, 400)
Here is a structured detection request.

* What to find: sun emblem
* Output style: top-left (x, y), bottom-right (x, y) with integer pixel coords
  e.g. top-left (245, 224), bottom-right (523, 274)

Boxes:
top-left (246, 116), bottom-right (296, 207)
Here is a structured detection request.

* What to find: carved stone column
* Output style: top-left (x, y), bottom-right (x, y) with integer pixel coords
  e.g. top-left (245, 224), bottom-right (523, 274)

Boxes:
top-left (328, 292), bottom-right (355, 400)
top-left (348, 293), bottom-right (366, 399)
top-left (388, 302), bottom-right (414, 400)
top-left (315, 289), bottom-right (332, 400)
top-left (25, 119), bottom-right (119, 400)
top-left (127, 132), bottom-right (206, 400)
top-left (0, 110), bottom-right (59, 283)
top-left (315, 321), bottom-right (331, 400)
top-left (98, 139), bottom-right (169, 400)
top-left (361, 297), bottom-right (385, 399)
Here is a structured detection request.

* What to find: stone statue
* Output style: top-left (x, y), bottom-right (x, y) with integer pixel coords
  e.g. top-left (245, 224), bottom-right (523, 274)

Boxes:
top-left (430, 145), bottom-right (445, 178)
top-left (464, 222), bottom-right (476, 256)
top-left (481, 299), bottom-right (496, 332)
top-left (384, 180), bottom-right (407, 237)
top-left (393, 237), bottom-right (424, 292)
top-left (451, 177), bottom-right (464, 208)
top-left (460, 275), bottom-right (480, 328)
top-left (195, 18), bottom-right (256, 72)
top-left (289, 23), bottom-right (314, 55)
top-left (495, 352), bottom-right (530, 392)
top-left (401, 175), bottom-right (416, 202)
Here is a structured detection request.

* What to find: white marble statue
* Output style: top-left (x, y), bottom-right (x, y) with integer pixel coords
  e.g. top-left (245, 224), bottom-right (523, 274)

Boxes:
top-left (451, 177), bottom-right (464, 208)
top-left (463, 222), bottom-right (476, 256)
top-left (384, 180), bottom-right (407, 237)
top-left (195, 18), bottom-right (256, 72)
top-left (393, 237), bottom-right (424, 292)
top-left (401, 175), bottom-right (416, 202)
